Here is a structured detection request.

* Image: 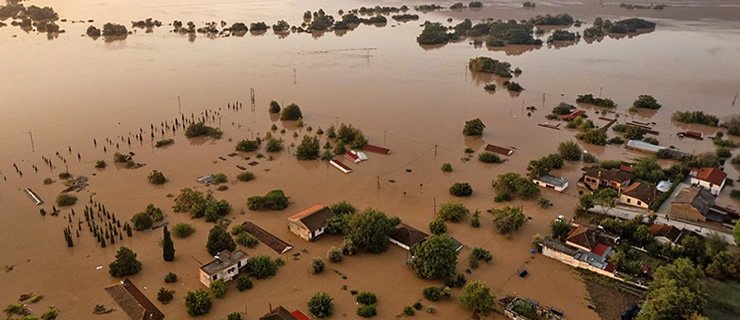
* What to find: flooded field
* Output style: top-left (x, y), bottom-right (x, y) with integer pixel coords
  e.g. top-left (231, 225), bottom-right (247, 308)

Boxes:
top-left (1, 0), bottom-right (740, 319)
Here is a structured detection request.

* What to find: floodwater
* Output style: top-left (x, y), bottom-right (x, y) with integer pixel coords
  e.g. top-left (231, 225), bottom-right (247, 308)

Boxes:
top-left (1, 0), bottom-right (740, 319)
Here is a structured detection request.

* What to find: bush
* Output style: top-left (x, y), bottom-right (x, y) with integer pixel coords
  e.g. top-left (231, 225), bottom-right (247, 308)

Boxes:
top-left (483, 83), bottom-right (496, 91)
top-left (164, 272), bottom-right (178, 283)
top-left (504, 80), bottom-right (524, 92)
top-left (131, 212), bottom-right (154, 230)
top-left (449, 182), bottom-right (473, 196)
top-left (672, 111), bottom-right (719, 126)
top-left (463, 118), bottom-right (486, 136)
top-left (312, 258), bottom-right (325, 274)
top-left (423, 287), bottom-right (442, 301)
top-left (206, 226), bottom-right (235, 256)
top-left (185, 122), bottom-right (222, 139)
top-left (172, 223), bottom-right (195, 238)
top-left (236, 232), bottom-right (259, 248)
top-left (441, 163), bottom-right (453, 172)
top-left (716, 147), bottom-right (732, 159)
top-left (56, 193), bottom-right (77, 206)
top-left (429, 218), bottom-right (447, 235)
top-left (227, 313), bottom-right (243, 320)
top-left (468, 57), bottom-right (512, 77)
top-left (576, 129), bottom-right (608, 145)
top-left (212, 173), bottom-right (228, 184)
top-left (237, 277), bottom-right (253, 291)
top-left (247, 189), bottom-right (289, 210)
top-left (210, 279), bottom-right (227, 298)
top-left (269, 101), bottom-right (281, 113)
top-left (237, 171), bottom-right (255, 182)
top-left (356, 292), bottom-right (377, 305)
top-left (357, 305), bottom-right (377, 317)
top-left (296, 135), bottom-right (321, 160)
top-left (95, 160), bottom-right (107, 168)
top-left (157, 287), bottom-right (174, 304)
top-left (155, 139), bottom-right (174, 148)
top-left (493, 172), bottom-right (540, 200)
top-left (246, 255), bottom-right (279, 279)
top-left (327, 246), bottom-right (343, 263)
top-left (308, 292), bottom-right (334, 318)
top-left (478, 152), bottom-right (501, 163)
top-left (492, 206), bottom-right (526, 234)
top-left (281, 103), bottom-right (303, 120)
top-left (576, 94), bottom-right (616, 108)
top-left (403, 306), bottom-right (415, 316)
top-left (437, 202), bottom-right (469, 222)
top-left (236, 139), bottom-right (260, 152)
top-left (632, 95), bottom-right (662, 110)
top-left (184, 289), bottom-right (212, 316)
top-left (417, 22), bottom-right (450, 45)
top-left (558, 140), bottom-right (582, 160)
top-left (148, 170), bottom-right (167, 185)
top-left (265, 137), bottom-right (284, 152)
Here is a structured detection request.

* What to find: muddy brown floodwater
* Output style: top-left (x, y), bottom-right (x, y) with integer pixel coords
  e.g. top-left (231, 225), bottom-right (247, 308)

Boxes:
top-left (1, 0), bottom-right (740, 319)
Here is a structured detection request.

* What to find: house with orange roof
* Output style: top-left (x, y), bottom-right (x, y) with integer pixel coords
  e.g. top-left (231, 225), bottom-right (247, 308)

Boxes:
top-left (287, 205), bottom-right (335, 241)
top-left (689, 167), bottom-right (727, 195)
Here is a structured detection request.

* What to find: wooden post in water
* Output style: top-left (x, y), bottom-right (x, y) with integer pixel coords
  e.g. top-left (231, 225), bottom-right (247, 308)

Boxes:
top-left (177, 95), bottom-right (182, 114)
top-left (29, 131), bottom-right (35, 152)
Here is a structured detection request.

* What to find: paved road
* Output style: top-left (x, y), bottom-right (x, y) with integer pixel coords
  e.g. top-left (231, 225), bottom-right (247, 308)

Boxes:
top-left (588, 205), bottom-right (736, 245)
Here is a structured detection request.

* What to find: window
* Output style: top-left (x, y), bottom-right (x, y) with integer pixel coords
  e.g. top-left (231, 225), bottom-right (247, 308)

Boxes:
top-left (212, 274), bottom-right (217, 280)
top-left (627, 198), bottom-right (631, 203)
top-left (237, 261), bottom-right (242, 268)
top-left (637, 201), bottom-right (642, 206)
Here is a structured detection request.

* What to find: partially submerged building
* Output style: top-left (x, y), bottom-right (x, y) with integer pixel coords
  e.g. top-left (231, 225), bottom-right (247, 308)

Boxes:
top-left (199, 249), bottom-right (249, 287)
top-left (533, 175), bottom-right (568, 192)
top-left (104, 278), bottom-right (164, 320)
top-left (582, 166), bottom-right (635, 191)
top-left (259, 305), bottom-right (310, 320)
top-left (689, 167), bottom-right (727, 195)
top-left (287, 205), bottom-right (335, 241)
top-left (389, 223), bottom-right (429, 251)
top-left (499, 296), bottom-right (564, 320)
top-left (541, 224), bottom-right (621, 280)
top-left (670, 187), bottom-right (739, 227)
top-left (241, 221), bottom-right (294, 254)
top-left (625, 139), bottom-right (665, 154)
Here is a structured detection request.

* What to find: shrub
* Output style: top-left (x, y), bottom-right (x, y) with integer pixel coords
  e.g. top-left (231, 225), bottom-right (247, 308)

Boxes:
top-left (164, 272), bottom-right (178, 283)
top-left (212, 173), bottom-right (228, 184)
top-left (296, 136), bottom-right (321, 160)
top-left (236, 232), bottom-right (259, 248)
top-left (716, 147), bottom-right (732, 159)
top-left (308, 292), bottom-right (334, 318)
top-left (155, 139), bottom-right (174, 147)
top-left (441, 163), bottom-right (453, 172)
top-left (56, 193), bottom-right (77, 206)
top-left (269, 101), bottom-right (281, 113)
top-left (227, 312), bottom-right (243, 320)
top-left (95, 160), bottom-right (107, 168)
top-left (312, 258), bottom-right (325, 274)
top-left (131, 212), bottom-right (154, 230)
top-left (210, 279), bottom-right (227, 298)
top-left (576, 129), bottom-right (608, 145)
top-left (265, 137), bottom-right (284, 152)
top-left (423, 287), bottom-right (442, 301)
top-left (281, 103), bottom-right (303, 120)
top-left (403, 306), bottom-right (415, 316)
top-left (157, 287), bottom-right (174, 304)
top-left (492, 206), bottom-right (526, 234)
top-left (206, 226), bottom-right (235, 256)
top-left (413, 301), bottom-right (423, 310)
top-left (247, 190), bottom-right (289, 210)
top-left (357, 305), bottom-right (377, 317)
top-left (184, 289), bottom-right (212, 316)
top-left (246, 255), bottom-right (279, 279)
top-left (471, 212), bottom-right (480, 228)
top-left (356, 292), bottom-right (377, 305)
top-left (148, 170), bottom-right (167, 185)
top-left (237, 172), bottom-right (255, 182)
top-left (417, 22), bottom-right (450, 45)
top-left (185, 122), bottom-right (222, 139)
top-left (672, 111), bottom-right (719, 126)
top-left (632, 95), bottom-right (662, 110)
top-left (484, 83), bottom-right (496, 91)
top-left (236, 139), bottom-right (260, 152)
top-left (478, 152), bottom-right (501, 163)
top-left (327, 246), bottom-right (343, 263)
top-left (731, 189), bottom-right (740, 199)
top-left (449, 182), bottom-right (473, 197)
top-left (437, 202), bottom-right (469, 222)
top-left (463, 118), bottom-right (486, 136)
top-left (429, 218), bottom-right (447, 235)
top-left (504, 80), bottom-right (524, 92)
top-left (237, 277), bottom-right (253, 291)
top-left (493, 172), bottom-right (540, 199)
top-left (558, 140), bottom-right (583, 160)
top-left (172, 223), bottom-right (195, 238)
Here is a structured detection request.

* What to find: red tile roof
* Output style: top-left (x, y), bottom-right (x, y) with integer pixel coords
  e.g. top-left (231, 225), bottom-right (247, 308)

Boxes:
top-left (590, 243), bottom-right (610, 257)
top-left (291, 310), bottom-right (311, 320)
top-left (693, 167), bottom-right (727, 186)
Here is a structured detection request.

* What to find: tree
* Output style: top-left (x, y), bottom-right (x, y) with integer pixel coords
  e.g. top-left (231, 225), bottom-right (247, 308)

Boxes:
top-left (247, 189), bottom-right (289, 210)
top-left (637, 258), bottom-right (705, 320)
top-left (246, 255), bottom-right (279, 279)
top-left (459, 280), bottom-right (495, 316)
top-left (411, 235), bottom-right (459, 279)
top-left (269, 100), bottom-right (281, 113)
top-left (493, 172), bottom-right (540, 200)
top-left (734, 221), bottom-right (740, 245)
top-left (463, 118), bottom-right (486, 136)
top-left (312, 258), bottom-right (325, 274)
top-left (550, 219), bottom-right (570, 241)
top-left (308, 292), bottom-right (333, 318)
top-left (206, 226), bottom-right (236, 256)
top-left (592, 188), bottom-right (619, 215)
top-left (429, 218), bottom-right (447, 235)
top-left (577, 129), bottom-right (608, 145)
top-left (131, 212), bottom-right (154, 230)
top-left (210, 279), bottom-right (227, 298)
top-left (172, 223), bottom-right (195, 238)
top-left (356, 292), bottom-right (377, 305)
top-left (558, 140), bottom-right (583, 160)
top-left (280, 103), bottom-right (303, 120)
top-left (491, 206), bottom-right (526, 234)
top-left (437, 202), bottom-right (469, 222)
top-left (227, 313), bottom-right (243, 320)
top-left (296, 135), bottom-right (320, 160)
top-left (345, 209), bottom-right (397, 253)
top-left (184, 289), bottom-right (212, 316)
top-left (147, 170), bottom-right (167, 185)
top-left (704, 233), bottom-right (728, 259)
top-left (235, 139), bottom-right (260, 152)
top-left (633, 95), bottom-right (662, 110)
top-left (109, 247), bottom-right (142, 277)
top-left (56, 193), bottom-right (77, 206)
top-left (162, 226), bottom-right (175, 262)
top-left (157, 287), bottom-right (174, 304)
top-left (236, 277), bottom-right (253, 291)
top-left (449, 182), bottom-right (473, 196)
top-left (634, 157), bottom-right (665, 183)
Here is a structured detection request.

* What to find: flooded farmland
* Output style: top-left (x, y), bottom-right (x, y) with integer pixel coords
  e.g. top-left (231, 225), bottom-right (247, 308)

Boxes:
top-left (1, 0), bottom-right (740, 319)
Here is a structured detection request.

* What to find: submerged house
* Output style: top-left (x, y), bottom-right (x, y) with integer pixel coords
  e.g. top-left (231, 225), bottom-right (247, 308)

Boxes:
top-left (259, 305), bottom-right (310, 320)
top-left (199, 249), bottom-right (249, 287)
top-left (689, 167), bottom-right (727, 195)
top-left (104, 279), bottom-right (164, 320)
top-left (582, 166), bottom-right (635, 192)
top-left (389, 223), bottom-right (429, 251)
top-left (287, 205), bottom-right (335, 241)
top-left (533, 175), bottom-right (568, 192)
top-left (618, 182), bottom-right (659, 209)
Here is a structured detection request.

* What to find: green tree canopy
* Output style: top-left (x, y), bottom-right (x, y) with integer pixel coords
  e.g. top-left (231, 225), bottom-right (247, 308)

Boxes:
top-left (463, 118), bottom-right (486, 136)
top-left (344, 209), bottom-right (398, 253)
top-left (308, 292), bottom-right (334, 318)
top-left (296, 135), bottom-right (321, 160)
top-left (280, 103), bottom-right (302, 120)
top-left (491, 206), bottom-right (526, 234)
top-left (637, 258), bottom-right (705, 320)
top-left (206, 226), bottom-right (236, 256)
top-left (410, 234), bottom-right (459, 279)
top-left (459, 280), bottom-right (495, 316)
top-left (109, 246), bottom-right (142, 277)
top-left (184, 289), bottom-right (212, 316)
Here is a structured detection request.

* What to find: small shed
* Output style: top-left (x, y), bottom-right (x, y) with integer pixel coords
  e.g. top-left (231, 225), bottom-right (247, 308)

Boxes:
top-left (329, 159), bottom-right (352, 174)
top-left (199, 249), bottom-right (249, 287)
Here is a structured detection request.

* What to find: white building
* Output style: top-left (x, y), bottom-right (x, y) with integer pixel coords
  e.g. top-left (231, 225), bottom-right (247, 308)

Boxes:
top-left (689, 167), bottom-right (727, 195)
top-left (533, 175), bottom-right (568, 192)
top-left (199, 249), bottom-right (249, 287)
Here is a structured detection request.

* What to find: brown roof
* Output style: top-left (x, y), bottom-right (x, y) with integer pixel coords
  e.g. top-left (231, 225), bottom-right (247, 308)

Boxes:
top-left (622, 182), bottom-right (658, 205)
top-left (289, 205), bottom-right (335, 232)
top-left (104, 279), bottom-right (164, 320)
top-left (565, 225), bottom-right (617, 251)
top-left (260, 306), bottom-right (296, 320)
top-left (674, 187), bottom-right (715, 215)
top-left (484, 144), bottom-right (514, 156)
top-left (649, 224), bottom-right (682, 243)
top-left (241, 221), bottom-right (293, 254)
top-left (582, 166), bottom-right (635, 183)
top-left (390, 223), bottom-right (429, 248)
top-left (693, 167), bottom-right (727, 186)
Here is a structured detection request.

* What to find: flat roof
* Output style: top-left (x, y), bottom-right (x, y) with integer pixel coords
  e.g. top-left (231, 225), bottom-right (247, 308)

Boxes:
top-left (536, 175), bottom-right (568, 187)
top-left (200, 249), bottom-right (248, 275)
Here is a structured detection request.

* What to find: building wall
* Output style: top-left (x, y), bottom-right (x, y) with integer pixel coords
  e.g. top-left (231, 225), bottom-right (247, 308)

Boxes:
top-left (199, 257), bottom-right (248, 287)
top-left (619, 194), bottom-right (649, 209)
top-left (288, 220), bottom-right (311, 241)
top-left (670, 204), bottom-right (705, 222)
top-left (690, 178), bottom-right (724, 195)
top-left (533, 180), bottom-right (567, 192)
top-left (541, 246), bottom-right (615, 279)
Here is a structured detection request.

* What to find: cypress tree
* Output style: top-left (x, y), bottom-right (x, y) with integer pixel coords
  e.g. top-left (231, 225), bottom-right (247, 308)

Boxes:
top-left (162, 226), bottom-right (175, 262)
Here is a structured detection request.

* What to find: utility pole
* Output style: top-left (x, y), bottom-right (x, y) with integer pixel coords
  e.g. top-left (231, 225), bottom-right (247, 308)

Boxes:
top-left (293, 67), bottom-right (297, 85)
top-left (377, 176), bottom-right (381, 190)
top-left (177, 96), bottom-right (182, 114)
top-left (433, 197), bottom-right (436, 215)
top-left (599, 86), bottom-right (603, 97)
top-left (29, 131), bottom-right (35, 152)
top-left (384, 130), bottom-right (387, 146)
